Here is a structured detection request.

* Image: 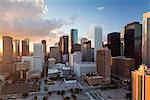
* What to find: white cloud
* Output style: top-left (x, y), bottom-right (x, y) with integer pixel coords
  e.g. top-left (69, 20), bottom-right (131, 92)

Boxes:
top-left (0, 0), bottom-right (76, 46)
top-left (97, 6), bottom-right (105, 11)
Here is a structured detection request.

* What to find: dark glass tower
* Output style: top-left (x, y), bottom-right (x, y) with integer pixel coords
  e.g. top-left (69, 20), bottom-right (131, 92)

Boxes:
top-left (124, 22), bottom-right (142, 69)
top-left (107, 32), bottom-right (121, 57)
top-left (70, 29), bottom-right (78, 53)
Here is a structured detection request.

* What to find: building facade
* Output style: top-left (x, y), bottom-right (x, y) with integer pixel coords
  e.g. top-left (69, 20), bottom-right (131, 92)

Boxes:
top-left (142, 12), bottom-right (150, 66)
top-left (22, 38), bottom-right (29, 56)
top-left (124, 22), bottom-right (142, 69)
top-left (3, 36), bottom-right (13, 62)
top-left (96, 48), bottom-right (111, 84)
top-left (70, 29), bottom-right (78, 53)
top-left (107, 32), bottom-right (121, 57)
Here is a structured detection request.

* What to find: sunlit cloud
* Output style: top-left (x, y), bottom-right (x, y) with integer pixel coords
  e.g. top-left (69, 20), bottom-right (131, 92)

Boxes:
top-left (97, 6), bottom-right (105, 11)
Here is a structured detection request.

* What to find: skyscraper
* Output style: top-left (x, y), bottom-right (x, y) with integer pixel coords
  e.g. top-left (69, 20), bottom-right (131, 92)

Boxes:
top-left (34, 44), bottom-right (44, 71)
top-left (3, 36), bottom-right (13, 62)
top-left (107, 32), bottom-right (121, 57)
top-left (94, 25), bottom-right (102, 61)
top-left (41, 40), bottom-right (47, 61)
top-left (96, 48), bottom-right (111, 84)
top-left (14, 39), bottom-right (20, 58)
top-left (132, 64), bottom-right (150, 100)
top-left (81, 38), bottom-right (91, 62)
top-left (142, 12), bottom-right (150, 66)
top-left (22, 38), bottom-right (29, 56)
top-left (124, 22), bottom-right (142, 69)
top-left (61, 35), bottom-right (69, 54)
top-left (70, 29), bottom-right (78, 53)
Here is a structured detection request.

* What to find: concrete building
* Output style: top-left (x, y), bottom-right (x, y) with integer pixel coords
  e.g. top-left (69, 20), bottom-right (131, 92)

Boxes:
top-left (132, 65), bottom-right (150, 100)
top-left (14, 39), bottom-right (20, 58)
top-left (33, 44), bottom-right (44, 72)
top-left (22, 56), bottom-right (34, 71)
top-left (124, 22), bottom-right (142, 69)
top-left (70, 29), bottom-right (78, 53)
top-left (94, 25), bottom-right (102, 61)
top-left (97, 48), bottom-right (111, 84)
top-left (70, 52), bottom-right (82, 67)
top-left (142, 12), bottom-right (150, 66)
top-left (22, 38), bottom-right (29, 56)
top-left (3, 36), bottom-right (13, 62)
top-left (107, 32), bottom-right (121, 57)
top-left (111, 56), bottom-right (135, 81)
top-left (74, 62), bottom-right (96, 77)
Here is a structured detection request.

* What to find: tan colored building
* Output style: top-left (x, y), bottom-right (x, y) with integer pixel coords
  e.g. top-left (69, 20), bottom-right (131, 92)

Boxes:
top-left (96, 48), bottom-right (111, 84)
top-left (132, 65), bottom-right (150, 100)
top-left (3, 36), bottom-right (13, 62)
top-left (22, 38), bottom-right (29, 56)
top-left (14, 39), bottom-right (20, 58)
top-left (84, 75), bottom-right (103, 86)
top-left (14, 62), bottom-right (29, 80)
top-left (111, 56), bottom-right (135, 80)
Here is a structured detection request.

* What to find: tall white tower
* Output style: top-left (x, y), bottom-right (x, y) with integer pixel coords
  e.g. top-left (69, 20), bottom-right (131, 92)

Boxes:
top-left (142, 12), bottom-right (150, 66)
top-left (94, 25), bottom-right (102, 61)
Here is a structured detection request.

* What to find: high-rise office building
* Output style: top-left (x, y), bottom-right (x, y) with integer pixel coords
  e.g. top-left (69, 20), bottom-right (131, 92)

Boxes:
top-left (124, 22), bottom-right (142, 69)
top-left (142, 12), bottom-right (150, 66)
top-left (3, 36), bottom-right (13, 62)
top-left (41, 40), bottom-right (47, 61)
top-left (81, 38), bottom-right (91, 62)
top-left (132, 64), bottom-right (150, 100)
top-left (107, 32), bottom-right (121, 57)
top-left (14, 39), bottom-right (20, 58)
top-left (96, 48), bottom-right (111, 83)
top-left (70, 29), bottom-right (78, 53)
top-left (94, 25), bottom-right (102, 61)
top-left (22, 38), bottom-right (29, 56)
top-left (61, 35), bottom-right (69, 54)
top-left (34, 44), bottom-right (44, 72)
top-left (49, 46), bottom-right (61, 62)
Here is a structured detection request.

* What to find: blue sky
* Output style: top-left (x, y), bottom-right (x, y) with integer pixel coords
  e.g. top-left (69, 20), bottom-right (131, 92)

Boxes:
top-left (45, 0), bottom-right (149, 43)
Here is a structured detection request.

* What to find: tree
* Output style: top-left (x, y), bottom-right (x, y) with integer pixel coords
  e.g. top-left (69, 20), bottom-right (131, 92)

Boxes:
top-left (34, 96), bottom-right (37, 100)
top-left (57, 91), bottom-right (61, 95)
top-left (48, 91), bottom-right (52, 95)
top-left (43, 96), bottom-right (47, 100)
top-left (74, 88), bottom-right (80, 94)
top-left (69, 88), bottom-right (73, 93)
top-left (60, 90), bottom-right (65, 95)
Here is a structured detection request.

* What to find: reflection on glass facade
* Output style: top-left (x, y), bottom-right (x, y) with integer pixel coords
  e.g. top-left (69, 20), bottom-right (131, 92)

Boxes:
top-left (71, 29), bottom-right (78, 53)
top-left (142, 12), bottom-right (150, 66)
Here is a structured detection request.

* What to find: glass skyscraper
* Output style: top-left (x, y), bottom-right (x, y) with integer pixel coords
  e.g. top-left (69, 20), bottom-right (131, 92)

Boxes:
top-left (142, 12), bottom-right (150, 66)
top-left (70, 29), bottom-right (78, 53)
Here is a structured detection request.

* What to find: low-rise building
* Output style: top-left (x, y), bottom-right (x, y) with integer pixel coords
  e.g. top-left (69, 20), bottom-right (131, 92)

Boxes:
top-left (74, 62), bottom-right (96, 77)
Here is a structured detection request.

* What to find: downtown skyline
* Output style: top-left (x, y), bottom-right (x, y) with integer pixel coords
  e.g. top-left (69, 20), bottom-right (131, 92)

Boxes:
top-left (0, 0), bottom-right (149, 52)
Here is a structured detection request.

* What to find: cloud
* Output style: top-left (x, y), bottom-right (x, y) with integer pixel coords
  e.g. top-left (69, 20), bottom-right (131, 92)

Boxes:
top-left (0, 0), bottom-right (76, 47)
top-left (97, 6), bottom-right (105, 11)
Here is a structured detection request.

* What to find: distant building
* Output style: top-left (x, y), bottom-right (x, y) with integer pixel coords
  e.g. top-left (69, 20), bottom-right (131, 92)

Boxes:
top-left (111, 56), bottom-right (135, 81)
top-left (33, 44), bottom-right (44, 72)
top-left (22, 56), bottom-right (34, 71)
top-left (3, 36), bottom-right (13, 62)
top-left (107, 32), bottom-right (121, 57)
top-left (132, 65), bottom-right (150, 100)
top-left (22, 38), bottom-right (29, 56)
top-left (142, 12), bottom-right (150, 66)
top-left (72, 44), bottom-right (81, 53)
top-left (70, 29), bottom-right (78, 53)
top-left (94, 26), bottom-right (102, 61)
top-left (70, 52), bottom-right (82, 67)
top-left (14, 39), bottom-right (20, 58)
top-left (74, 62), bottom-right (96, 77)
top-left (96, 48), bottom-right (111, 84)
top-left (49, 46), bottom-right (61, 62)
top-left (81, 38), bottom-right (91, 62)
top-left (41, 40), bottom-right (47, 61)
top-left (124, 22), bottom-right (142, 69)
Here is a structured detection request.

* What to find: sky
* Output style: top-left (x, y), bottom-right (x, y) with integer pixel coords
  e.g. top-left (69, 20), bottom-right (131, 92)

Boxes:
top-left (0, 0), bottom-right (149, 52)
